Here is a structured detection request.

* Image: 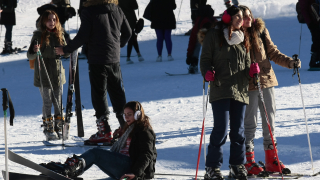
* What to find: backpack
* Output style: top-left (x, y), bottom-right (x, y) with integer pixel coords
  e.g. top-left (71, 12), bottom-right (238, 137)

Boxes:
top-left (0, 0), bottom-right (17, 13)
top-left (296, 1), bottom-right (306, 24)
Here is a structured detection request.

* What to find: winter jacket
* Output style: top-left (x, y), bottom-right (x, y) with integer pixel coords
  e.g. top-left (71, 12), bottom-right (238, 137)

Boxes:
top-left (37, 4), bottom-right (76, 26)
top-left (150, 0), bottom-right (177, 29)
top-left (299, 0), bottom-right (317, 25)
top-left (62, 0), bottom-right (132, 64)
top-left (248, 18), bottom-right (294, 91)
top-left (118, 0), bottom-right (138, 29)
top-left (200, 28), bottom-right (251, 104)
top-left (27, 30), bottom-right (69, 88)
top-left (0, 0), bottom-right (17, 25)
top-left (187, 5), bottom-right (217, 57)
top-left (129, 126), bottom-right (157, 180)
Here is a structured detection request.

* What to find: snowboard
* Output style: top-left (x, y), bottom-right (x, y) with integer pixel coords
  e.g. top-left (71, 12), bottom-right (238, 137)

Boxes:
top-left (7, 150), bottom-right (72, 180)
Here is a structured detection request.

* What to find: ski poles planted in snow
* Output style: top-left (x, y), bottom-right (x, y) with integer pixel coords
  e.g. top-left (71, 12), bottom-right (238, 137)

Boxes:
top-left (292, 54), bottom-right (314, 174)
top-left (1, 88), bottom-right (15, 180)
top-left (195, 80), bottom-right (210, 180)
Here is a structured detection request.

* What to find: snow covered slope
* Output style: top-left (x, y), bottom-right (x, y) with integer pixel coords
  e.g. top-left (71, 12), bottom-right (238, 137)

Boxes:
top-left (0, 0), bottom-right (319, 179)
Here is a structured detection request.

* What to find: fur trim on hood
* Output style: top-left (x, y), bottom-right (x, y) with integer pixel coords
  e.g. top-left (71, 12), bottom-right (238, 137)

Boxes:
top-left (254, 18), bottom-right (266, 34)
top-left (84, 0), bottom-right (118, 7)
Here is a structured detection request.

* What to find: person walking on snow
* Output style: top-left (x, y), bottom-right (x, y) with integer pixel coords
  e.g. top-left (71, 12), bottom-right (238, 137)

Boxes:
top-left (0, 0), bottom-right (17, 54)
top-left (149, 0), bottom-right (176, 62)
top-left (199, 5), bottom-right (259, 180)
top-left (27, 10), bottom-right (69, 141)
top-left (55, 0), bottom-right (132, 145)
top-left (41, 101), bottom-right (157, 180)
top-left (238, 5), bottom-right (301, 176)
top-left (118, 0), bottom-right (145, 64)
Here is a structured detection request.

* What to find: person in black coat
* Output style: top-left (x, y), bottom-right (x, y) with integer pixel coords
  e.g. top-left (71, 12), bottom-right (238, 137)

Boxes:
top-left (41, 101), bottom-right (157, 180)
top-left (0, 0), bottom-right (17, 54)
top-left (149, 0), bottom-right (176, 62)
top-left (119, 0), bottom-right (144, 64)
top-left (55, 0), bottom-right (132, 145)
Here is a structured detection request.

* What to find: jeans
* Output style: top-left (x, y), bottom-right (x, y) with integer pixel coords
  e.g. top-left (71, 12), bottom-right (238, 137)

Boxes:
top-left (88, 63), bottom-right (126, 128)
top-left (39, 86), bottom-right (62, 118)
top-left (206, 98), bottom-right (246, 168)
top-left (80, 148), bottom-right (131, 179)
top-left (155, 29), bottom-right (172, 56)
top-left (4, 24), bottom-right (13, 42)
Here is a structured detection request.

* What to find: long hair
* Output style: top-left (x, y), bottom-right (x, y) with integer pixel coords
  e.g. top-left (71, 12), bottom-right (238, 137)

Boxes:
top-left (37, 10), bottom-right (64, 47)
top-left (122, 101), bottom-right (152, 137)
top-left (216, 6), bottom-right (250, 53)
top-left (239, 5), bottom-right (260, 53)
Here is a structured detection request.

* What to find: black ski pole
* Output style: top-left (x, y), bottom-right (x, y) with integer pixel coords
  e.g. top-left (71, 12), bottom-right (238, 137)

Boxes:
top-left (1, 88), bottom-right (9, 180)
top-left (292, 54), bottom-right (314, 174)
top-left (253, 66), bottom-right (283, 179)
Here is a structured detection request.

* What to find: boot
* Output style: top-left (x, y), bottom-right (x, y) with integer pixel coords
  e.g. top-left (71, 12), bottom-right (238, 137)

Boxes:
top-left (229, 164), bottom-right (248, 180)
top-left (244, 151), bottom-right (265, 176)
top-left (188, 64), bottom-right (198, 74)
top-left (309, 52), bottom-right (320, 70)
top-left (86, 116), bottom-right (112, 144)
top-left (204, 167), bottom-right (224, 180)
top-left (138, 53), bottom-right (145, 62)
top-left (126, 58), bottom-right (134, 64)
top-left (0, 40), bottom-right (14, 54)
top-left (54, 115), bottom-right (64, 139)
top-left (40, 154), bottom-right (85, 178)
top-left (42, 116), bottom-right (59, 141)
top-left (264, 149), bottom-right (291, 174)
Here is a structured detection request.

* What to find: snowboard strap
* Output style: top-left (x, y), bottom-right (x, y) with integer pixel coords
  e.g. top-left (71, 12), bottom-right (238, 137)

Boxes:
top-left (1, 88), bottom-right (15, 126)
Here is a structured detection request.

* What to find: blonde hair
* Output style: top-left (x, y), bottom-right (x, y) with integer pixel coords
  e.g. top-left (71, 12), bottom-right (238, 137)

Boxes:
top-left (37, 10), bottom-right (64, 47)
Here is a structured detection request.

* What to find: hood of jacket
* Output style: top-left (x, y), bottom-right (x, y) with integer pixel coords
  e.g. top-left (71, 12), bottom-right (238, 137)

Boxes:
top-left (253, 18), bottom-right (266, 34)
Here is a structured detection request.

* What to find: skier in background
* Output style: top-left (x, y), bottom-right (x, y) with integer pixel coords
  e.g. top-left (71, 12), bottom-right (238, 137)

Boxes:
top-left (239, 5), bottom-right (301, 176)
top-left (27, 10), bottom-right (69, 141)
top-left (0, 0), bottom-right (18, 54)
top-left (300, 0), bottom-right (320, 70)
top-left (55, 0), bottom-right (132, 145)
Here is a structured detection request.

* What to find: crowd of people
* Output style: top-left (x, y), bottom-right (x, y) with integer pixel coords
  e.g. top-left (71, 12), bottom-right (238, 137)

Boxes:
top-left (0, 0), bottom-right (319, 179)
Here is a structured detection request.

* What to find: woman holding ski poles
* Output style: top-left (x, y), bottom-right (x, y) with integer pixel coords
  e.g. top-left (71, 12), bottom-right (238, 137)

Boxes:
top-left (41, 101), bottom-right (157, 180)
top-left (238, 5), bottom-right (301, 176)
top-left (27, 10), bottom-right (69, 141)
top-left (199, 5), bottom-right (259, 180)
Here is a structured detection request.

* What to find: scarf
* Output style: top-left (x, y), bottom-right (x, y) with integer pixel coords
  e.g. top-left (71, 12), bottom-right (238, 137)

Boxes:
top-left (223, 28), bottom-right (244, 45)
top-left (110, 124), bottom-right (134, 153)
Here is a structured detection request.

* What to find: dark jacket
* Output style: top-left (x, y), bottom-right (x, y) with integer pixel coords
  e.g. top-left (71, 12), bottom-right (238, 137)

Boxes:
top-left (300, 0), bottom-right (317, 25)
top-left (129, 126), bottom-right (157, 180)
top-left (118, 0), bottom-right (138, 29)
top-left (78, 0), bottom-right (87, 16)
top-left (62, 1), bottom-right (132, 64)
top-left (200, 28), bottom-right (251, 104)
top-left (0, 0), bottom-right (17, 25)
top-left (37, 4), bottom-right (76, 26)
top-left (27, 30), bottom-right (69, 88)
top-left (150, 0), bottom-right (176, 29)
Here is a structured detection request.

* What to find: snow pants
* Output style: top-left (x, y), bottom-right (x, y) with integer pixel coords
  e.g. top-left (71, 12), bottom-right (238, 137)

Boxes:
top-left (80, 148), bottom-right (131, 179)
top-left (155, 29), bottom-right (172, 56)
top-left (39, 86), bottom-right (62, 118)
top-left (244, 87), bottom-right (277, 151)
top-left (307, 23), bottom-right (320, 54)
top-left (88, 63), bottom-right (126, 128)
top-left (206, 98), bottom-right (246, 168)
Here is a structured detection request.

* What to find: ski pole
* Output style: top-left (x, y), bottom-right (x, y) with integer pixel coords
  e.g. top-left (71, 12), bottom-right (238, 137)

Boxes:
top-left (195, 80), bottom-right (210, 180)
top-left (1, 89), bottom-right (9, 180)
top-left (177, 0), bottom-right (184, 21)
top-left (292, 54), bottom-right (314, 174)
top-left (253, 71), bottom-right (283, 180)
top-left (57, 53), bottom-right (65, 149)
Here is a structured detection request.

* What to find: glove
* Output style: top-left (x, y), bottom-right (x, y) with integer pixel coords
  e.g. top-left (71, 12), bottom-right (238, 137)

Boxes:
top-left (249, 62), bottom-right (260, 78)
top-left (205, 70), bottom-right (215, 81)
top-left (289, 59), bottom-right (301, 69)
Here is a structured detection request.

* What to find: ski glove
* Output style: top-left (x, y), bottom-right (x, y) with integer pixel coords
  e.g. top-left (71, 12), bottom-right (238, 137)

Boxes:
top-left (205, 70), bottom-right (215, 81)
top-left (289, 59), bottom-right (301, 69)
top-left (249, 63), bottom-right (260, 78)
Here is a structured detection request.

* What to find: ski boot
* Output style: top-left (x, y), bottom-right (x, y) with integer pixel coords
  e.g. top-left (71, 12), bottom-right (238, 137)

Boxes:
top-left (126, 58), bottom-right (134, 64)
top-left (244, 151), bottom-right (268, 177)
top-left (138, 53), bottom-right (145, 62)
top-left (40, 154), bottom-right (85, 178)
top-left (42, 116), bottom-right (59, 141)
top-left (0, 41), bottom-right (14, 55)
top-left (54, 115), bottom-right (64, 139)
top-left (229, 164), bottom-right (248, 180)
top-left (188, 64), bottom-right (198, 74)
top-left (84, 116), bottom-right (113, 145)
top-left (264, 149), bottom-right (291, 174)
top-left (308, 52), bottom-right (320, 71)
top-left (204, 167), bottom-right (224, 180)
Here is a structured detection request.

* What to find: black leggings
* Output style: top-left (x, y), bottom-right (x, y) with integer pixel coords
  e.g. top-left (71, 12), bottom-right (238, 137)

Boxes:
top-left (127, 30), bottom-right (140, 57)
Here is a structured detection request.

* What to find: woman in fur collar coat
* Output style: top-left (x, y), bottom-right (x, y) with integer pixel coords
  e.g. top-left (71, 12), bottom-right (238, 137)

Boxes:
top-left (238, 5), bottom-right (301, 176)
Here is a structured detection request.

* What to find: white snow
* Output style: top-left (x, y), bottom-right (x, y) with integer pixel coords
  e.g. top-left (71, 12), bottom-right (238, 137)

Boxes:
top-left (0, 0), bottom-right (320, 179)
